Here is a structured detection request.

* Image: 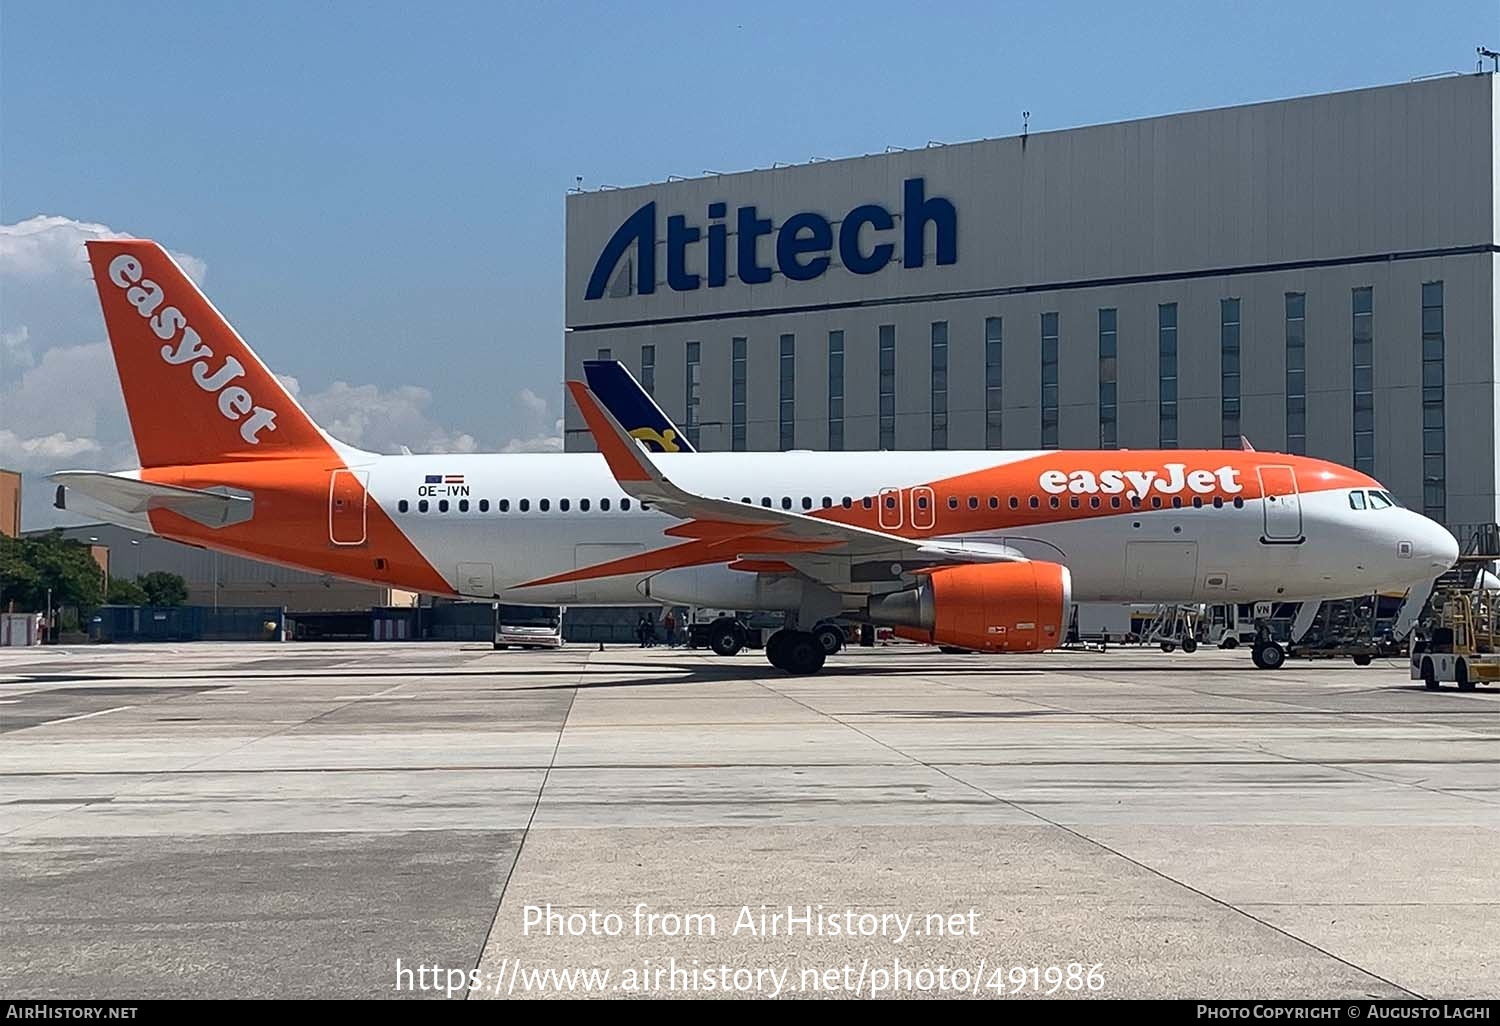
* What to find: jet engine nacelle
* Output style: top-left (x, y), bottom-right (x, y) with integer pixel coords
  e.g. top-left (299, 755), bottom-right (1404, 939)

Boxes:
top-left (866, 561), bottom-right (1072, 652)
top-left (639, 564), bottom-right (811, 610)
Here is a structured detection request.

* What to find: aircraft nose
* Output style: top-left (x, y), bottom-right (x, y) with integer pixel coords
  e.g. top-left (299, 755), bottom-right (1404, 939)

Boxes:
top-left (1415, 516), bottom-right (1459, 572)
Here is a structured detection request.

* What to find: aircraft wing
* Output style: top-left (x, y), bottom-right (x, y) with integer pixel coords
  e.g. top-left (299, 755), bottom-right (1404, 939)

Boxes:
top-left (566, 381), bottom-right (1024, 592)
top-left (51, 471), bottom-right (254, 529)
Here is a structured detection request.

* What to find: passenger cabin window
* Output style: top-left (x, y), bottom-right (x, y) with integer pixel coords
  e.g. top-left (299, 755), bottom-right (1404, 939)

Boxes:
top-left (539, 499), bottom-right (550, 512)
top-left (479, 499), bottom-right (489, 512)
top-left (398, 499), bottom-right (409, 513)
top-left (418, 499), bottom-right (428, 513)
top-left (559, 498), bottom-right (570, 512)
top-left (459, 499), bottom-right (469, 512)
top-left (499, 499), bottom-right (509, 512)
top-left (600, 498), bottom-right (610, 511)
top-left (580, 498), bottom-right (590, 511)
top-left (439, 499), bottom-right (449, 513)
top-left (519, 499), bottom-right (530, 512)
top-left (621, 498), bottom-right (631, 511)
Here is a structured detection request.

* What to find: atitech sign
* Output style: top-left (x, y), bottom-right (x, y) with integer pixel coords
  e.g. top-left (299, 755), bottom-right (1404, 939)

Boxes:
top-left (584, 177), bottom-right (956, 300)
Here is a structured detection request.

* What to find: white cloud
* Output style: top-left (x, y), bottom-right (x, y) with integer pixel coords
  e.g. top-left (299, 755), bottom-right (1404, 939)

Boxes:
top-left (501, 387), bottom-right (563, 453)
top-left (297, 380), bottom-right (479, 454)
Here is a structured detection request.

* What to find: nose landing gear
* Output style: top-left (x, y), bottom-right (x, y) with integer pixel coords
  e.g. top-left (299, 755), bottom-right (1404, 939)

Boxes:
top-left (1251, 639), bottom-right (1286, 669)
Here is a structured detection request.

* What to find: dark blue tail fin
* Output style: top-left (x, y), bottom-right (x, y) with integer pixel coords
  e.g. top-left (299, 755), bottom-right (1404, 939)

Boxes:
top-left (582, 360), bottom-right (696, 453)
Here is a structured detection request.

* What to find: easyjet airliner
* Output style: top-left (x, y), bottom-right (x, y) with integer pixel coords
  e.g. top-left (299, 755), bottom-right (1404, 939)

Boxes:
top-left (54, 240), bottom-right (1459, 674)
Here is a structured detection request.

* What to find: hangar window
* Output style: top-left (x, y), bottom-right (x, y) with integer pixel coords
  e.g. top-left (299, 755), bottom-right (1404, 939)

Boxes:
top-left (621, 498), bottom-right (631, 511)
top-left (519, 499), bottom-right (530, 512)
top-left (600, 498), bottom-right (610, 511)
top-left (1040, 312), bottom-right (1059, 448)
top-left (1286, 293), bottom-right (1307, 455)
top-left (459, 499), bottom-right (470, 512)
top-left (539, 499), bottom-right (550, 512)
top-left (479, 499), bottom-right (490, 512)
top-left (398, 499), bottom-right (409, 513)
top-left (580, 498), bottom-right (590, 512)
top-left (418, 499), bottom-right (429, 513)
top-left (439, 499), bottom-right (449, 513)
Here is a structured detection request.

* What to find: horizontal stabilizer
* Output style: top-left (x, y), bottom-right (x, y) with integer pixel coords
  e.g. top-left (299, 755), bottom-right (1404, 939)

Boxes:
top-left (51, 471), bottom-right (253, 529)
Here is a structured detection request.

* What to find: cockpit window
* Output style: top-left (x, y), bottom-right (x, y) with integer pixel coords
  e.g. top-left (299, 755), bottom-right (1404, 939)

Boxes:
top-left (1348, 490), bottom-right (1367, 510)
top-left (1379, 490), bottom-right (1404, 507)
top-left (1367, 490), bottom-right (1392, 509)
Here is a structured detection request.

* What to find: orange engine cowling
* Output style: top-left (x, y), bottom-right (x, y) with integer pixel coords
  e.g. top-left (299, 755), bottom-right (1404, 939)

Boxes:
top-left (867, 561), bottom-right (1072, 653)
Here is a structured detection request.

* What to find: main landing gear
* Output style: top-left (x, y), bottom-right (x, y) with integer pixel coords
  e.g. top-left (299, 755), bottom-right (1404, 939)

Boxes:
top-left (765, 629), bottom-right (826, 675)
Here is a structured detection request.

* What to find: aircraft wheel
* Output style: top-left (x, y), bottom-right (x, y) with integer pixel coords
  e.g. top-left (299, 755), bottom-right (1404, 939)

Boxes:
top-left (781, 632), bottom-right (826, 675)
top-left (1181, 637), bottom-right (1198, 654)
top-left (1422, 658), bottom-right (1439, 690)
top-left (1252, 641), bottom-right (1286, 670)
top-left (1352, 654), bottom-right (1373, 667)
top-left (1456, 660), bottom-right (1475, 691)
top-left (813, 624), bottom-right (844, 655)
top-left (708, 618), bottom-right (745, 657)
top-left (765, 630), bottom-right (791, 669)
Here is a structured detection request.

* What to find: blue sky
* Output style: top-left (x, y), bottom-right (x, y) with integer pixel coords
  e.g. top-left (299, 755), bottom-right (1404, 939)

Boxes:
top-left (1, 0), bottom-right (1496, 522)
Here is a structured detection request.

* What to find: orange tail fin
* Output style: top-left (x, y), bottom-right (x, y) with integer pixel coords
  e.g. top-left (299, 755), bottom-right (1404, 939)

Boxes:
top-left (86, 239), bottom-right (328, 468)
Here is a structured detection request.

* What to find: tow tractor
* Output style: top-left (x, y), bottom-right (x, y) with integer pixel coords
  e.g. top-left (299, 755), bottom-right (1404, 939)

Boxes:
top-left (1410, 530), bottom-right (1500, 691)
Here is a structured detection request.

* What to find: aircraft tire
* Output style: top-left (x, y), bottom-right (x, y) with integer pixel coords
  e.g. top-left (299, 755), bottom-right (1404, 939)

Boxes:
top-left (781, 632), bottom-right (826, 675)
top-left (765, 630), bottom-right (791, 669)
top-left (1252, 641), bottom-right (1286, 670)
top-left (1181, 638), bottom-right (1198, 654)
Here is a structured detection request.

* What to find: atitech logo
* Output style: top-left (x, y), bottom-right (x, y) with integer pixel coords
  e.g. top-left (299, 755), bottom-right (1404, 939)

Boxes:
top-left (584, 177), bottom-right (956, 301)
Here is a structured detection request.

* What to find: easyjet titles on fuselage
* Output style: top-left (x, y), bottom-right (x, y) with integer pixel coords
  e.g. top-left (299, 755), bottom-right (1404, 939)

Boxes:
top-left (1038, 463), bottom-right (1244, 501)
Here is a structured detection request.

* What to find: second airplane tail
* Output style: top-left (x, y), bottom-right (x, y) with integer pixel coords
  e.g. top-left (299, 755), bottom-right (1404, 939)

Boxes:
top-left (85, 239), bottom-right (332, 468)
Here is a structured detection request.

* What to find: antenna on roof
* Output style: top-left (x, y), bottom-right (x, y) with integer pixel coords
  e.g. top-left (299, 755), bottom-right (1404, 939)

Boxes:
top-left (884, 144), bottom-right (906, 153)
top-left (1023, 111), bottom-right (1030, 138)
top-left (569, 175), bottom-right (583, 194)
top-left (1480, 46), bottom-right (1499, 73)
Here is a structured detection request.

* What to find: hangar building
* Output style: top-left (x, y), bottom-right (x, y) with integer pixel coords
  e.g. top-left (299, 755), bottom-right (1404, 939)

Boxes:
top-left (563, 74), bottom-right (1500, 541)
